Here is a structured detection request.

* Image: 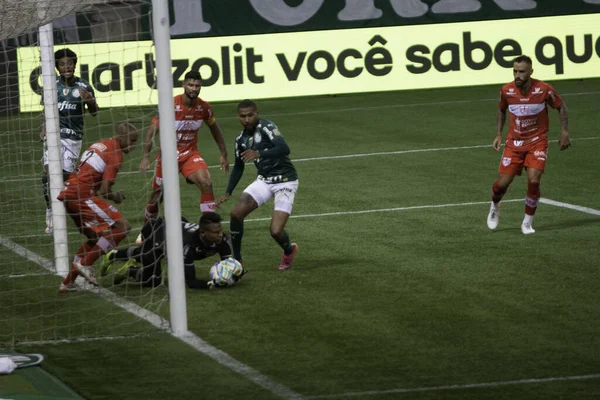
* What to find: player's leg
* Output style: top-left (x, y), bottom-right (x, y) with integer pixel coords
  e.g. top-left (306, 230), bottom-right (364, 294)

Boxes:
top-left (230, 182), bottom-right (264, 262)
top-left (182, 155), bottom-right (215, 213)
top-left (488, 148), bottom-right (522, 230)
top-left (45, 139), bottom-right (81, 234)
top-left (59, 200), bottom-right (96, 291)
top-left (42, 169), bottom-right (72, 234)
top-left (521, 146), bottom-right (547, 234)
top-left (132, 223), bottom-right (166, 287)
top-left (41, 162), bottom-right (52, 234)
top-left (75, 199), bottom-right (131, 284)
top-left (270, 180), bottom-right (299, 270)
top-left (145, 160), bottom-right (164, 221)
top-left (133, 255), bottom-right (164, 287)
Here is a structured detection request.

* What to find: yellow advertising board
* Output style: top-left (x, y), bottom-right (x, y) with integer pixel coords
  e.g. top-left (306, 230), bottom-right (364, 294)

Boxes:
top-left (18, 14), bottom-right (600, 112)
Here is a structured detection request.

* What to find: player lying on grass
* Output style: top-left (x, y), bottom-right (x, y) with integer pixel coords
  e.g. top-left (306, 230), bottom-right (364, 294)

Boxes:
top-left (99, 212), bottom-right (245, 289)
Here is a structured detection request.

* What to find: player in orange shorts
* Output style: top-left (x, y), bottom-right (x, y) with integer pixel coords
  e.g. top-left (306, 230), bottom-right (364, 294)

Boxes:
top-left (487, 55), bottom-right (570, 234)
top-left (57, 122), bottom-right (139, 292)
top-left (139, 70), bottom-right (229, 226)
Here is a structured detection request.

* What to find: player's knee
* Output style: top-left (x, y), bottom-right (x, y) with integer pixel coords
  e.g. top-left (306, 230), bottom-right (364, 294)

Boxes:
top-left (230, 207), bottom-right (244, 222)
top-left (270, 226), bottom-right (284, 240)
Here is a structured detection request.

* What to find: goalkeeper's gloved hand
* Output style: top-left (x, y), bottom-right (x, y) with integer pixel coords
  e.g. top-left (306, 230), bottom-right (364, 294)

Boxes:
top-left (231, 267), bottom-right (247, 283)
top-left (208, 278), bottom-right (227, 289)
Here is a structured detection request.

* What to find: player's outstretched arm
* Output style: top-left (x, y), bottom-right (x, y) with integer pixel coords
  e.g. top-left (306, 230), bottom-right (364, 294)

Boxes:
top-left (216, 158), bottom-right (245, 207)
top-left (557, 102), bottom-right (570, 150)
top-left (208, 122), bottom-right (229, 174)
top-left (493, 109), bottom-right (506, 152)
top-left (140, 124), bottom-right (158, 171)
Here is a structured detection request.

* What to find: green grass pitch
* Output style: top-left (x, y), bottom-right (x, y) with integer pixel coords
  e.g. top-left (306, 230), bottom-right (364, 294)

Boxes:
top-left (1, 79), bottom-right (599, 399)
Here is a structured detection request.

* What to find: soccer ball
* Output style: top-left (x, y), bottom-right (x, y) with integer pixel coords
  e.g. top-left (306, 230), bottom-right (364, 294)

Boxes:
top-left (209, 258), bottom-right (245, 287)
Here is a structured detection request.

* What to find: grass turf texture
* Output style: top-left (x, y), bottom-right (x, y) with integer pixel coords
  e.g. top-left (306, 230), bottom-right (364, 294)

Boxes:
top-left (1, 79), bottom-right (599, 399)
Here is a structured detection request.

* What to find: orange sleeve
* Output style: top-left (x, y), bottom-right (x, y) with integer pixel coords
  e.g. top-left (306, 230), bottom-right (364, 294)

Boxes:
top-left (151, 114), bottom-right (159, 127)
top-left (204, 102), bottom-right (216, 126)
top-left (498, 89), bottom-right (508, 111)
top-left (545, 84), bottom-right (563, 109)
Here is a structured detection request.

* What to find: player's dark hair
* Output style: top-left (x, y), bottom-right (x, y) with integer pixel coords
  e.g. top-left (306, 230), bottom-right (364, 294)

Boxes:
top-left (184, 70), bottom-right (202, 81)
top-left (237, 99), bottom-right (257, 110)
top-left (199, 212), bottom-right (222, 228)
top-left (513, 55), bottom-right (533, 66)
top-left (54, 48), bottom-right (77, 69)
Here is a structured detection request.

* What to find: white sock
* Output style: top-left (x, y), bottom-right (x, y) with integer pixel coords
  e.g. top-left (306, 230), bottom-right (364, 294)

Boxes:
top-left (523, 214), bottom-right (534, 225)
top-left (491, 201), bottom-right (499, 211)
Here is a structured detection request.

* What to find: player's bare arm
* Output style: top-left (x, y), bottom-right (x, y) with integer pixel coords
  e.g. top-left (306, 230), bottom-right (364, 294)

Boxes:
top-left (217, 157), bottom-right (245, 207)
top-left (557, 102), bottom-right (570, 150)
top-left (208, 122), bottom-right (230, 174)
top-left (493, 109), bottom-right (507, 152)
top-left (140, 124), bottom-right (158, 171)
top-left (98, 180), bottom-right (125, 203)
top-left (80, 88), bottom-right (98, 116)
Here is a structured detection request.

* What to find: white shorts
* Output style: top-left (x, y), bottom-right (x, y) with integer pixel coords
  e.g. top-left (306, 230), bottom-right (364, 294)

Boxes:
top-left (43, 138), bottom-right (82, 173)
top-left (244, 179), bottom-right (299, 214)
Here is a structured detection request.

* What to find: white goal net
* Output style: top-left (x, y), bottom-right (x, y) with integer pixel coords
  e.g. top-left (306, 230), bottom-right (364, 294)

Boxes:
top-left (0, 0), bottom-right (174, 348)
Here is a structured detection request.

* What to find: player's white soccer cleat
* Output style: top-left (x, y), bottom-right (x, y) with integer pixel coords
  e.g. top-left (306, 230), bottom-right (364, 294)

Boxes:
top-left (521, 222), bottom-right (536, 235)
top-left (75, 262), bottom-right (99, 286)
top-left (45, 209), bottom-right (53, 234)
top-left (486, 203), bottom-right (500, 230)
top-left (58, 282), bottom-right (78, 294)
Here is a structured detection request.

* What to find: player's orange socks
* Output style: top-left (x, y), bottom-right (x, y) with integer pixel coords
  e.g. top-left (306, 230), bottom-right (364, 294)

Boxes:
top-left (200, 193), bottom-right (215, 214)
top-left (525, 181), bottom-right (540, 215)
top-left (62, 263), bottom-right (80, 285)
top-left (74, 242), bottom-right (93, 264)
top-left (492, 181), bottom-right (507, 204)
top-left (63, 242), bottom-right (94, 284)
top-left (80, 228), bottom-right (128, 267)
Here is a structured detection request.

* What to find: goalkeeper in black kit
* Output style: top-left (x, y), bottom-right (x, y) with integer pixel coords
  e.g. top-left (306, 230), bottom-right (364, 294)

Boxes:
top-left (99, 212), bottom-right (245, 289)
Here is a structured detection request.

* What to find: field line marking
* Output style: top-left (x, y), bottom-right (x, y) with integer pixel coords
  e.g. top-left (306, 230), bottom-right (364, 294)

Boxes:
top-left (242, 199), bottom-right (524, 223)
top-left (1, 136), bottom-right (599, 184)
top-left (540, 198), bottom-right (600, 216)
top-left (305, 373), bottom-right (600, 399)
top-left (0, 234), bottom-right (304, 400)
top-left (2, 199), bottom-right (525, 241)
top-left (9, 197), bottom-right (600, 242)
top-left (222, 90), bottom-right (600, 120)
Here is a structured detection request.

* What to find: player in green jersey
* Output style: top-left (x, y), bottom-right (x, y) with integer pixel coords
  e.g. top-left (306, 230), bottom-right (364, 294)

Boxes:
top-left (41, 48), bottom-right (98, 233)
top-left (217, 99), bottom-right (299, 270)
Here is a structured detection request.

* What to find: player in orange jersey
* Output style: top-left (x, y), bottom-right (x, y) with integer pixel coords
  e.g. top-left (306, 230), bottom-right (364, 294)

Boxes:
top-left (487, 55), bottom-right (570, 234)
top-left (57, 122), bottom-right (139, 292)
top-left (139, 70), bottom-right (229, 225)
